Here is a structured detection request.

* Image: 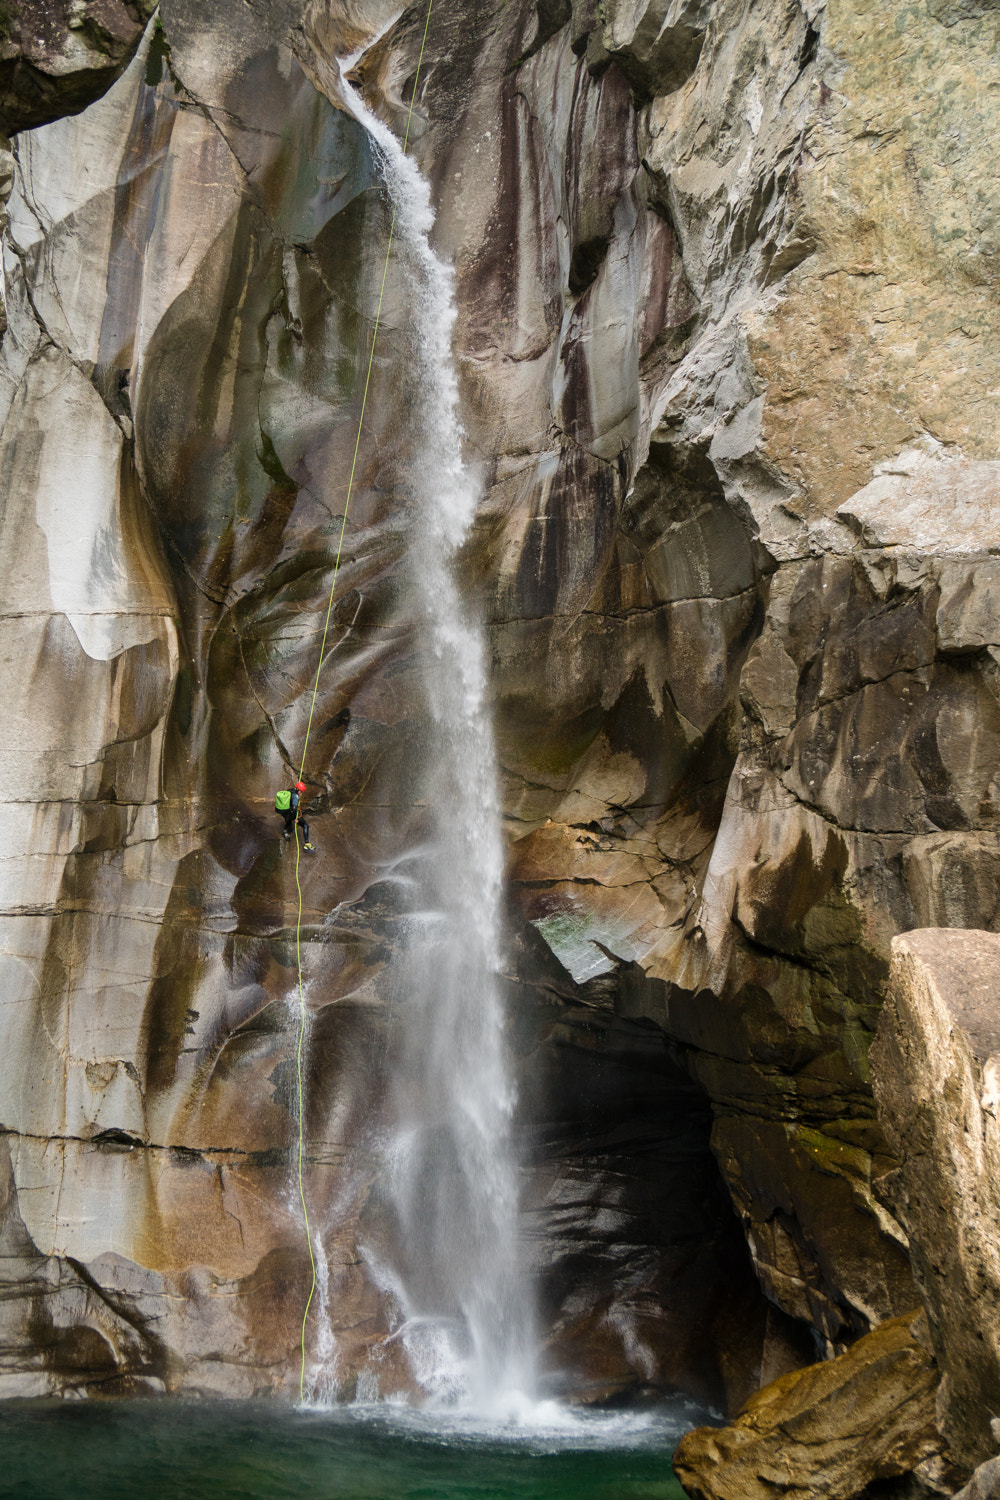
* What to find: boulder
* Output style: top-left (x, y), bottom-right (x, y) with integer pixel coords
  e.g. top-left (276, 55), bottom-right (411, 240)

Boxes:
top-left (0, 0), bottom-right (157, 133)
top-left (953, 1456), bottom-right (1000, 1500)
top-left (871, 930), bottom-right (1000, 1469)
top-left (672, 1311), bottom-right (942, 1500)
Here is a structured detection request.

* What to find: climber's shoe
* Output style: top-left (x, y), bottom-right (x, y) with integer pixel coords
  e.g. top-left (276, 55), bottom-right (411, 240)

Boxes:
top-left (303, 842), bottom-right (315, 853)
top-left (282, 831), bottom-right (291, 841)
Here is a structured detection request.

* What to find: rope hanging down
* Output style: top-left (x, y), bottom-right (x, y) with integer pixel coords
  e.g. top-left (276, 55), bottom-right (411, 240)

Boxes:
top-left (293, 0), bottom-right (438, 1404)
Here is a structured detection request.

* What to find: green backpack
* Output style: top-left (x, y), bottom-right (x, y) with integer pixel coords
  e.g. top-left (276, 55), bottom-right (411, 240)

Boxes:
top-left (274, 788), bottom-right (292, 812)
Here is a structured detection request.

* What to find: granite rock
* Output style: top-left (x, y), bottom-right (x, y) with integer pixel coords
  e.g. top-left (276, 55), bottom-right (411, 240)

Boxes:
top-left (1, 0), bottom-right (1000, 1429)
top-left (0, 0), bottom-right (156, 133)
top-left (872, 930), bottom-right (1000, 1470)
top-left (672, 1311), bottom-right (942, 1500)
top-left (952, 1456), bottom-right (1000, 1500)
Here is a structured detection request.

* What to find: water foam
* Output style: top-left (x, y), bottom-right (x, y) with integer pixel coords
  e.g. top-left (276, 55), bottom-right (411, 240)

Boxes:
top-left (334, 57), bottom-right (533, 1410)
top-left (303, 1394), bottom-right (706, 1453)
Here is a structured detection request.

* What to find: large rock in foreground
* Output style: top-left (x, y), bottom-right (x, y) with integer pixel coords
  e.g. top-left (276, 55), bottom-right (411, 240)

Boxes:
top-left (672, 1311), bottom-right (943, 1500)
top-left (872, 930), bottom-right (1000, 1470)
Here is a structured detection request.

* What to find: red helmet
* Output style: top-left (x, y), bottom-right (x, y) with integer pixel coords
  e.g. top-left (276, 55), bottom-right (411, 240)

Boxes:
top-left (294, 781), bottom-right (307, 792)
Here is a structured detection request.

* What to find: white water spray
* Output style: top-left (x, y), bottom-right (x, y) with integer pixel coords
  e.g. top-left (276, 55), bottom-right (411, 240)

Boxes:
top-left (338, 67), bottom-right (533, 1408)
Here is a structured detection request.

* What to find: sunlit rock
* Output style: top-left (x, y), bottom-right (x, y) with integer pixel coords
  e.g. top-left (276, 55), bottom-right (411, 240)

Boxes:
top-left (672, 1311), bottom-right (944, 1500)
top-left (872, 929), bottom-right (1000, 1471)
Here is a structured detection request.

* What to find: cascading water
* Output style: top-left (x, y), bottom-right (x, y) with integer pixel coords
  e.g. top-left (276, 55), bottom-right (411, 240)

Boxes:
top-left (337, 65), bottom-right (534, 1409)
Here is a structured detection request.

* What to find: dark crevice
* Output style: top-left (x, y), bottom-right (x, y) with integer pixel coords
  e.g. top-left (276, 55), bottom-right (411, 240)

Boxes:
top-left (89, 1128), bottom-right (143, 1151)
top-left (568, 234), bottom-right (610, 295)
top-left (0, 1123), bottom-right (289, 1165)
top-left (798, 22), bottom-right (820, 70)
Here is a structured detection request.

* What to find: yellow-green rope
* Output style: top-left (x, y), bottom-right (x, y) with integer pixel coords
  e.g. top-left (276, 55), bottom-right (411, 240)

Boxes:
top-left (294, 0), bottom-right (437, 1404)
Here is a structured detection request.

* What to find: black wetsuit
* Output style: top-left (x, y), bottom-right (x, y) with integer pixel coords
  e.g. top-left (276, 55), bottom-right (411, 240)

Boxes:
top-left (279, 790), bottom-right (309, 843)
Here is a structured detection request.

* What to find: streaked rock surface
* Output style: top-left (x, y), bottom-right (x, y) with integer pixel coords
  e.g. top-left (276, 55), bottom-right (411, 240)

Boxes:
top-left (0, 0), bottom-right (778, 1403)
top-left (0, 0), bottom-right (999, 1435)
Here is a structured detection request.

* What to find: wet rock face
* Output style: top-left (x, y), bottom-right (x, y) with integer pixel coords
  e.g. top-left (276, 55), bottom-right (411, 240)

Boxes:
top-left (0, 0), bottom-right (778, 1403)
top-left (0, 0), bottom-right (999, 1420)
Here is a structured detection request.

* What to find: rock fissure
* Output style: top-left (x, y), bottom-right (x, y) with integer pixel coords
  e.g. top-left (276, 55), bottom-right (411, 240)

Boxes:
top-left (773, 772), bottom-right (955, 841)
top-left (0, 1123), bottom-right (289, 1164)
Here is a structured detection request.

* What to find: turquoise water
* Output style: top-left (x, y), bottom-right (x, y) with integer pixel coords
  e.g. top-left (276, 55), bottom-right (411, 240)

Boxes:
top-left (0, 1398), bottom-right (699, 1499)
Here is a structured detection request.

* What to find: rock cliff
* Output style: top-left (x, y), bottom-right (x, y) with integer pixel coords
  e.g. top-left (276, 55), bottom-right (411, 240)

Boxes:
top-left (0, 0), bottom-right (998, 1450)
top-left (872, 931), bottom-right (1000, 1471)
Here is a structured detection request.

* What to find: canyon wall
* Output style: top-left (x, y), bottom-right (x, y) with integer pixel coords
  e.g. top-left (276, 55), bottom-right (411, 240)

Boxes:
top-left (0, 0), bottom-right (998, 1439)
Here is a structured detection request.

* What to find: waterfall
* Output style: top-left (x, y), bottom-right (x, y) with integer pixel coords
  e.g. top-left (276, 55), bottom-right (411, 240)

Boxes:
top-left (338, 69), bottom-right (534, 1408)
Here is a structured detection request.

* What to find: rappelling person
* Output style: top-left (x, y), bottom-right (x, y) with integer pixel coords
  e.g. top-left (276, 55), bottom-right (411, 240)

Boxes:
top-left (275, 780), bottom-right (315, 851)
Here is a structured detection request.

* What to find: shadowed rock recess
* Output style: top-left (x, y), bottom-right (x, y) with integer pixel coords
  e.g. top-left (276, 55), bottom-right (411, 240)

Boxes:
top-left (1, 0), bottom-right (999, 1481)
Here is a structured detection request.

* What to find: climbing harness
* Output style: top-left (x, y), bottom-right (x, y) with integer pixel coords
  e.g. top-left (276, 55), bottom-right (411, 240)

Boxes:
top-left (291, 0), bottom-right (438, 1404)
